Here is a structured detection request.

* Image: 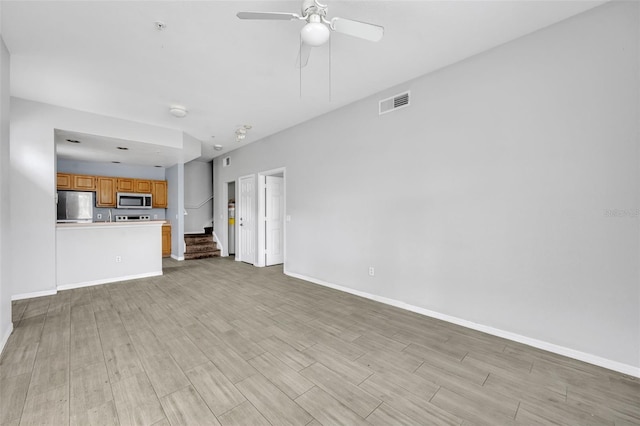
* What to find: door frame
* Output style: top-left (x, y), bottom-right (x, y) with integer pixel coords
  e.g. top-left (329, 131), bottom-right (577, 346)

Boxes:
top-left (236, 174), bottom-right (257, 265)
top-left (257, 167), bottom-right (286, 268)
top-left (222, 180), bottom-right (236, 258)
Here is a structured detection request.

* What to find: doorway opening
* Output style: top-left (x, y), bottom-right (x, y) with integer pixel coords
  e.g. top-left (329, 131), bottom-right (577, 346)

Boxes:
top-left (257, 168), bottom-right (286, 267)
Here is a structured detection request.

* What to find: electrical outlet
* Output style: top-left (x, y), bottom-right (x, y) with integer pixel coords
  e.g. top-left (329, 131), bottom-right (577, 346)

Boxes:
top-left (115, 256), bottom-right (122, 263)
top-left (153, 214), bottom-right (158, 219)
top-left (286, 215), bottom-right (291, 222)
top-left (97, 213), bottom-right (102, 219)
top-left (369, 267), bottom-right (375, 276)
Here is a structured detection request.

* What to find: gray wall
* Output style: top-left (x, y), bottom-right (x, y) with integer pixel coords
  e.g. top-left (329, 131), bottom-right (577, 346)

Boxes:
top-left (57, 158), bottom-right (166, 180)
top-left (214, 2), bottom-right (639, 371)
top-left (0, 18), bottom-right (12, 351)
top-left (184, 160), bottom-right (213, 234)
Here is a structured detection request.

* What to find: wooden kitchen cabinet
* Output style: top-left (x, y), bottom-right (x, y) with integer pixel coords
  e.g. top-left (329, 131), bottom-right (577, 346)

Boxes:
top-left (73, 174), bottom-right (96, 190)
top-left (134, 179), bottom-right (152, 193)
top-left (58, 172), bottom-right (169, 208)
top-left (96, 177), bottom-right (116, 207)
top-left (57, 173), bottom-right (95, 190)
top-left (116, 178), bottom-right (135, 192)
top-left (57, 173), bottom-right (72, 189)
top-left (162, 224), bottom-right (171, 257)
top-left (152, 180), bottom-right (168, 208)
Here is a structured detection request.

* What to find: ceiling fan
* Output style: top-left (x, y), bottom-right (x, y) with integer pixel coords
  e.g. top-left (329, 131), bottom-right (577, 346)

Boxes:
top-left (237, 0), bottom-right (384, 67)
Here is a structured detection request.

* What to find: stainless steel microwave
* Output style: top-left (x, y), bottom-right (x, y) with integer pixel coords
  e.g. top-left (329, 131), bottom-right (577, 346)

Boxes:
top-left (117, 192), bottom-right (152, 209)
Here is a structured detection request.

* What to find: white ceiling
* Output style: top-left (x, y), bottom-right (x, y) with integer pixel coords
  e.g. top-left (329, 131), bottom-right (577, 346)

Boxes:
top-left (55, 129), bottom-right (185, 168)
top-left (2, 1), bottom-right (605, 165)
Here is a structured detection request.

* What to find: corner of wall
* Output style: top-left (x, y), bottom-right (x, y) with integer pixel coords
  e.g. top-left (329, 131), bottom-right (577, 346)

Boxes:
top-left (0, 31), bottom-right (13, 355)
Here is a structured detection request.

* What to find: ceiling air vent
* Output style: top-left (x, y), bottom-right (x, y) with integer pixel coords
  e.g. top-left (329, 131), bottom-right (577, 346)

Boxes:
top-left (379, 91), bottom-right (410, 115)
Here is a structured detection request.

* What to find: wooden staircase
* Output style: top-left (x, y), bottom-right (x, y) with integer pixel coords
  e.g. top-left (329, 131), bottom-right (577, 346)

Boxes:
top-left (184, 232), bottom-right (220, 260)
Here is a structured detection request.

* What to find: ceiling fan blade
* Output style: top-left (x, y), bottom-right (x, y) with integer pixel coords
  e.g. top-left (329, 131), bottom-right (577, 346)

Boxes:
top-left (296, 42), bottom-right (313, 68)
top-left (331, 17), bottom-right (384, 42)
top-left (236, 11), bottom-right (301, 20)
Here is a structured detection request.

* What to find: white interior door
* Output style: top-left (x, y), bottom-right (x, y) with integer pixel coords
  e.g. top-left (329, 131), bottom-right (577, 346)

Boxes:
top-left (265, 176), bottom-right (284, 266)
top-left (238, 175), bottom-right (256, 264)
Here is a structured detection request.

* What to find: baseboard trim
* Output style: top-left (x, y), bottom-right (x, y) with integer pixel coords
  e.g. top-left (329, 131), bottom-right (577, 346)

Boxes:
top-left (0, 322), bottom-right (13, 356)
top-left (57, 271), bottom-right (163, 291)
top-left (11, 289), bottom-right (57, 301)
top-left (284, 270), bottom-right (640, 378)
top-left (171, 255), bottom-right (185, 261)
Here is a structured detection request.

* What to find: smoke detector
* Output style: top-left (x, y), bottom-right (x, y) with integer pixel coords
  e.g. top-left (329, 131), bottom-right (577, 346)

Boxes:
top-left (169, 106), bottom-right (188, 118)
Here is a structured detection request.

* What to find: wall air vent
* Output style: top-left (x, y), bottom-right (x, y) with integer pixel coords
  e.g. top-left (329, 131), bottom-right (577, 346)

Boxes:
top-left (379, 91), bottom-right (410, 115)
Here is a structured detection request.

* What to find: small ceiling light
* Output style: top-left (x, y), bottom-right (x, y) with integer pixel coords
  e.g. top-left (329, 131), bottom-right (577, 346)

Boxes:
top-left (116, 146), bottom-right (129, 150)
top-left (65, 139), bottom-right (81, 143)
top-left (213, 144), bottom-right (223, 151)
top-left (169, 106), bottom-right (188, 118)
top-left (300, 15), bottom-right (330, 47)
top-left (235, 125), bottom-right (250, 142)
top-left (155, 21), bottom-right (166, 31)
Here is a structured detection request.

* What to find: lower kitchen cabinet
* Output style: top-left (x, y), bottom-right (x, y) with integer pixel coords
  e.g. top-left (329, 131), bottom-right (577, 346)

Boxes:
top-left (162, 224), bottom-right (171, 257)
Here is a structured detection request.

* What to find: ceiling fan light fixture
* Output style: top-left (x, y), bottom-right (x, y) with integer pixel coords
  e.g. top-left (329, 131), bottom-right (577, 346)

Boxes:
top-left (301, 21), bottom-right (330, 46)
top-left (169, 106), bottom-right (188, 118)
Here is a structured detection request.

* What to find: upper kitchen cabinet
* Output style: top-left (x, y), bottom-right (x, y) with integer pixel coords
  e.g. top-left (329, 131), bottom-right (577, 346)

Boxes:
top-left (134, 179), bottom-right (152, 193)
top-left (116, 178), bottom-right (135, 192)
top-left (58, 172), bottom-right (168, 208)
top-left (96, 177), bottom-right (116, 207)
top-left (73, 174), bottom-right (96, 190)
top-left (57, 173), bottom-right (72, 189)
top-left (152, 180), bottom-right (168, 208)
top-left (57, 173), bottom-right (96, 191)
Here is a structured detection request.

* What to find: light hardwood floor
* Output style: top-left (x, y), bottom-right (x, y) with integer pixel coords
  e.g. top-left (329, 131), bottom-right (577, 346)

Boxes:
top-left (1, 257), bottom-right (638, 425)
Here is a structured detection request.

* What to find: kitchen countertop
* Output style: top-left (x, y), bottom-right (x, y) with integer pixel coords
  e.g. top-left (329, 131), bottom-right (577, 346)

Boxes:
top-left (57, 220), bottom-right (168, 228)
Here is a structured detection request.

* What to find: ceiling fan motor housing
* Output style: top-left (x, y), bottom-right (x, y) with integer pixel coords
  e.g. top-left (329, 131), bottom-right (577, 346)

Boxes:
top-left (302, 0), bottom-right (327, 17)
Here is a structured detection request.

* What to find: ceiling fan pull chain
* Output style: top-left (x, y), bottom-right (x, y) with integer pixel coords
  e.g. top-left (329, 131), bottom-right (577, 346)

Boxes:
top-left (329, 35), bottom-right (332, 103)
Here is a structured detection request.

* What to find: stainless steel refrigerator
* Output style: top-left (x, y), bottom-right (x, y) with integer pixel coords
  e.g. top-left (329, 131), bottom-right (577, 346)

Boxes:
top-left (57, 191), bottom-right (94, 223)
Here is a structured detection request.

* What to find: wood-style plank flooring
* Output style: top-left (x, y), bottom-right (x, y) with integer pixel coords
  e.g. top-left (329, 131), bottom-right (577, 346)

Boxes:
top-left (1, 257), bottom-right (639, 425)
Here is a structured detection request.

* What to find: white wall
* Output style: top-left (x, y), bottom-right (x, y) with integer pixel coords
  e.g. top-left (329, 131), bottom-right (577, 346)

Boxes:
top-left (56, 223), bottom-right (163, 289)
top-left (214, 2), bottom-right (639, 374)
top-left (0, 11), bottom-right (13, 352)
top-left (10, 98), bottom-right (185, 299)
top-left (184, 160), bottom-right (213, 234)
top-left (166, 163), bottom-right (185, 259)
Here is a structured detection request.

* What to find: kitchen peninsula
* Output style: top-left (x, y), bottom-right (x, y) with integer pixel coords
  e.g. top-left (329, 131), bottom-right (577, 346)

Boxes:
top-left (56, 220), bottom-right (166, 290)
